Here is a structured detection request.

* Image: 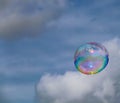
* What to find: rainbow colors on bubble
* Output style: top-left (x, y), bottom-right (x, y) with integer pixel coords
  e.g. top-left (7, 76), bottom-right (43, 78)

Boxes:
top-left (74, 42), bottom-right (109, 75)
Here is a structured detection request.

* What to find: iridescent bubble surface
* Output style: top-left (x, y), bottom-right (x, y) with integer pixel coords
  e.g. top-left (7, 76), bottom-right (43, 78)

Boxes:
top-left (74, 42), bottom-right (109, 75)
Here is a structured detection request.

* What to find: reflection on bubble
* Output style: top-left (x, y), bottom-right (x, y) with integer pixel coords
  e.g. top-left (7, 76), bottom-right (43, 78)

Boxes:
top-left (74, 42), bottom-right (109, 75)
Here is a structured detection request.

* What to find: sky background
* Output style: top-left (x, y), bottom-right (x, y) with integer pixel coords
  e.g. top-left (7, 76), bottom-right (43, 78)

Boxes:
top-left (0, 0), bottom-right (120, 103)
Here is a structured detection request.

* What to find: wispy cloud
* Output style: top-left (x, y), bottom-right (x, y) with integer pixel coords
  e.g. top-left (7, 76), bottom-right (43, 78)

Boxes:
top-left (1, 84), bottom-right (35, 103)
top-left (50, 0), bottom-right (120, 40)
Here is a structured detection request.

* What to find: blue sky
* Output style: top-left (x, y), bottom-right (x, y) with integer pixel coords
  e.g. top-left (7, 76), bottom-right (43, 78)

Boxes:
top-left (0, 0), bottom-right (120, 103)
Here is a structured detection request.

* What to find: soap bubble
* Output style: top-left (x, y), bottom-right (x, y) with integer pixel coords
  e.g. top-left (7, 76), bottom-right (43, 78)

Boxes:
top-left (74, 42), bottom-right (109, 75)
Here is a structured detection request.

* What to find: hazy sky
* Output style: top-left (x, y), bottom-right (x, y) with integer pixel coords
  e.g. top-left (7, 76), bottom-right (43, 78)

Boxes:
top-left (0, 0), bottom-right (120, 103)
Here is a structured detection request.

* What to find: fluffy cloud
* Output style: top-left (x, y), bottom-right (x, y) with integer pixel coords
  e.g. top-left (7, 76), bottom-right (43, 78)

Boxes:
top-left (36, 38), bottom-right (120, 103)
top-left (0, 0), bottom-right (68, 39)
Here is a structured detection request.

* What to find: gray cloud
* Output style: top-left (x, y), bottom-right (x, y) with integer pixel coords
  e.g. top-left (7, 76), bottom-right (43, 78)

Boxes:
top-left (0, 0), bottom-right (9, 10)
top-left (0, 0), bottom-right (68, 39)
top-left (36, 38), bottom-right (120, 103)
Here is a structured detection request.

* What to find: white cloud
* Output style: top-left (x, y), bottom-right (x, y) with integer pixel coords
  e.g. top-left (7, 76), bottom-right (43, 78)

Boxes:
top-left (94, 79), bottom-right (115, 103)
top-left (0, 0), bottom-right (68, 39)
top-left (36, 38), bottom-right (120, 103)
